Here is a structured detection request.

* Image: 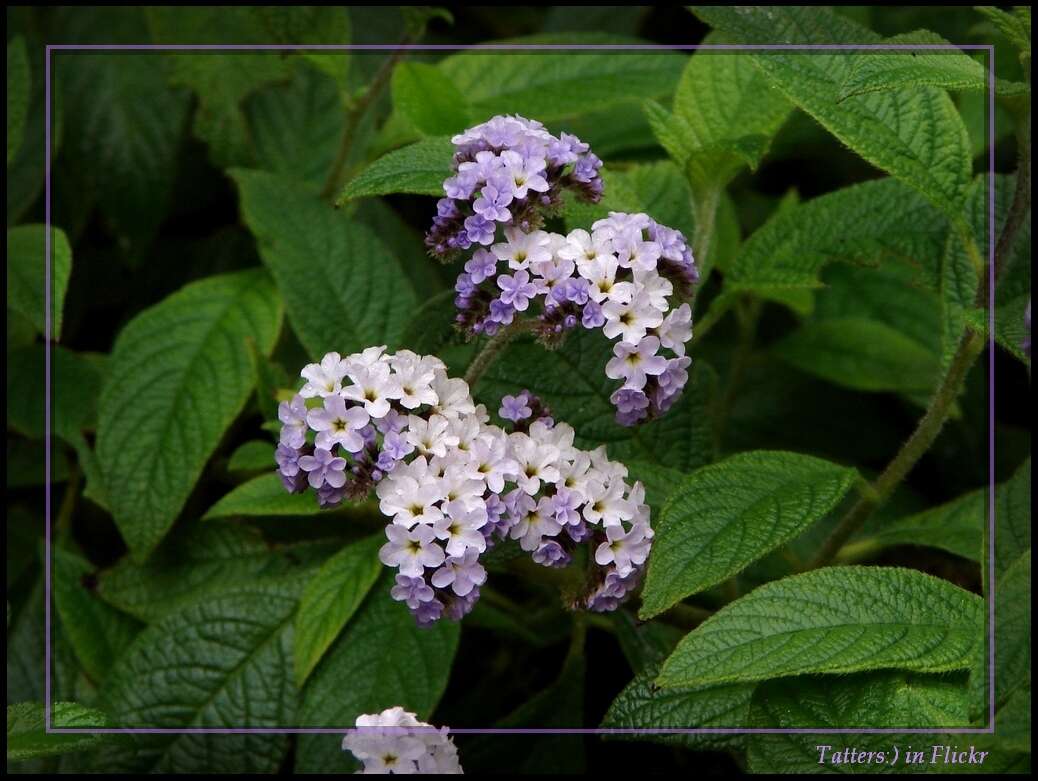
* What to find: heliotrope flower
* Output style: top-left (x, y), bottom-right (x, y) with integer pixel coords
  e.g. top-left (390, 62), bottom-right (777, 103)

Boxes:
top-left (425, 115), bottom-right (603, 259)
top-left (342, 707), bottom-right (462, 774)
top-left (276, 351), bottom-right (653, 625)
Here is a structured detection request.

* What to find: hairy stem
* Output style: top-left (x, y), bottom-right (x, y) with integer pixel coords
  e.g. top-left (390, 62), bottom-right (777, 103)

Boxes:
top-left (810, 329), bottom-right (986, 568)
top-left (320, 44), bottom-right (412, 200)
top-left (463, 321), bottom-right (527, 388)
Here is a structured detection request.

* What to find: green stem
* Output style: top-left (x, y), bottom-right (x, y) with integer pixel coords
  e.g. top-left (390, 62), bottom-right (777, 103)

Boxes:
top-left (462, 321), bottom-right (527, 388)
top-left (320, 43), bottom-right (412, 200)
top-left (810, 329), bottom-right (986, 568)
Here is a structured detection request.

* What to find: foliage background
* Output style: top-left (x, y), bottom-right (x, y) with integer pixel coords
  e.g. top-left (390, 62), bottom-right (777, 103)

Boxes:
top-left (6, 5), bottom-right (1031, 775)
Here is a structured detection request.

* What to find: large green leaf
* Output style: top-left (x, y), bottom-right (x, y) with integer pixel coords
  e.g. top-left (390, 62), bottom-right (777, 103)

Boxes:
top-left (52, 546), bottom-right (142, 684)
top-left (694, 6), bottom-right (972, 218)
top-left (96, 269), bottom-right (283, 560)
top-left (7, 345), bottom-right (105, 442)
top-left (58, 53), bottom-right (190, 243)
top-left (475, 329), bottom-right (717, 472)
top-left (295, 577), bottom-right (459, 773)
top-left (724, 178), bottom-right (950, 314)
top-left (438, 34), bottom-right (685, 123)
top-left (391, 62), bottom-right (470, 137)
top-left (294, 535), bottom-right (383, 687)
top-left (640, 451), bottom-right (858, 618)
top-left (6, 702), bottom-right (111, 763)
top-left (234, 169), bottom-right (416, 357)
top-left (6, 36), bottom-right (30, 165)
top-left (602, 661), bottom-right (754, 748)
top-left (745, 672), bottom-right (973, 772)
top-left (839, 30), bottom-right (1029, 100)
top-left (7, 225), bottom-right (72, 339)
top-left (202, 473), bottom-right (328, 520)
top-left (657, 566), bottom-right (984, 688)
top-left (650, 31), bottom-right (792, 188)
top-left (336, 136), bottom-right (454, 202)
top-left (993, 457), bottom-right (1031, 582)
top-left (101, 580), bottom-right (299, 772)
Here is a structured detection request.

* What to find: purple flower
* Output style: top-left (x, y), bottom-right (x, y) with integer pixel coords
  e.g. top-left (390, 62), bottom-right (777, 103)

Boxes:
top-left (464, 248), bottom-right (499, 285)
top-left (431, 549), bottom-right (487, 597)
top-left (443, 588), bottom-right (480, 621)
top-left (487, 297), bottom-right (516, 326)
top-left (464, 214), bottom-right (495, 246)
top-left (317, 482), bottom-right (347, 508)
top-left (532, 540), bottom-right (571, 568)
top-left (497, 270), bottom-right (540, 311)
top-left (473, 183), bottom-right (513, 222)
top-left (391, 574), bottom-right (436, 610)
top-left (499, 392), bottom-right (533, 422)
top-left (275, 443), bottom-right (303, 477)
top-left (278, 394), bottom-right (308, 448)
top-left (413, 598), bottom-right (446, 627)
top-left (298, 447), bottom-right (348, 489)
top-left (550, 488), bottom-right (582, 526)
top-left (581, 300), bottom-right (606, 329)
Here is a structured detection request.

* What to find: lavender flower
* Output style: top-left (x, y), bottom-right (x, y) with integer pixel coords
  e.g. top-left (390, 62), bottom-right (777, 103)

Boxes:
top-left (342, 707), bottom-right (462, 774)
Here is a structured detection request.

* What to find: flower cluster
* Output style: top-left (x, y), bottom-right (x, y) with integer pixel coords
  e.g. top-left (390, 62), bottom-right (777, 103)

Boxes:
top-left (276, 350), bottom-right (653, 624)
top-left (452, 212), bottom-right (697, 425)
top-left (425, 114), bottom-right (603, 258)
top-left (342, 707), bottom-right (462, 774)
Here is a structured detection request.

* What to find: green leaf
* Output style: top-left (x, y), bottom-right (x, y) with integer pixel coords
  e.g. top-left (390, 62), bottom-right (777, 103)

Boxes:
top-left (391, 62), bottom-right (470, 136)
top-left (52, 546), bottom-right (142, 683)
top-left (844, 488), bottom-right (983, 563)
top-left (245, 62), bottom-right (343, 189)
top-left (97, 523), bottom-right (309, 622)
top-left (7, 225), bottom-right (72, 339)
top-left (993, 551), bottom-right (1030, 713)
top-left (438, 34), bottom-right (685, 122)
top-left (233, 169), bottom-right (417, 357)
top-left (622, 460), bottom-right (683, 517)
top-left (839, 30), bottom-right (1028, 100)
top-left (202, 473), bottom-right (324, 520)
top-left (59, 53), bottom-right (190, 243)
top-left (694, 6), bottom-right (972, 218)
top-left (7, 702), bottom-right (111, 763)
top-left (249, 5), bottom-right (352, 86)
top-left (659, 31), bottom-right (792, 187)
top-left (336, 136), bottom-right (454, 202)
top-left (294, 535), bottom-right (383, 687)
top-left (96, 269), bottom-right (283, 560)
top-left (7, 345), bottom-right (105, 442)
top-left (725, 177), bottom-right (949, 313)
top-left (475, 329), bottom-right (717, 472)
top-left (7, 36), bottom-right (30, 165)
top-left (994, 457), bottom-right (1031, 582)
top-left (295, 576), bottom-right (459, 773)
top-left (227, 440), bottom-right (275, 473)
top-left (639, 451), bottom-right (858, 618)
top-left (975, 6), bottom-right (1031, 63)
top-left (774, 317), bottom-right (940, 394)
top-left (602, 661), bottom-right (754, 748)
top-left (657, 566), bottom-right (984, 688)
top-left (101, 580), bottom-right (299, 772)
top-left (745, 672), bottom-right (971, 772)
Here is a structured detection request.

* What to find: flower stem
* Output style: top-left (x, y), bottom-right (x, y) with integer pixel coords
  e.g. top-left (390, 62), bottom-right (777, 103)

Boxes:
top-left (810, 329), bottom-right (986, 568)
top-left (463, 321), bottom-right (526, 389)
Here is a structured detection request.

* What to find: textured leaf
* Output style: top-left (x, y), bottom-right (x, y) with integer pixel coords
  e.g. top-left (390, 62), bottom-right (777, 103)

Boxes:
top-left (746, 672), bottom-right (971, 772)
top-left (227, 440), bottom-right (275, 473)
top-left (640, 451), bottom-right (858, 618)
top-left (694, 6), bottom-right (972, 217)
top-left (994, 458), bottom-right (1031, 582)
top-left (7, 36), bottom-right (30, 164)
top-left (202, 474), bottom-right (325, 520)
top-left (6, 702), bottom-right (111, 763)
top-left (101, 580), bottom-right (299, 772)
top-left (438, 34), bottom-right (685, 122)
top-left (774, 317), bottom-right (940, 394)
top-left (973, 6), bottom-right (1031, 62)
top-left (59, 53), bottom-right (190, 243)
top-left (993, 551), bottom-right (1030, 714)
top-left (725, 178), bottom-right (950, 313)
top-left (336, 136), bottom-right (454, 202)
top-left (294, 535), bottom-right (383, 687)
top-left (7, 225), bottom-right (72, 339)
top-left (295, 577), bottom-right (459, 772)
top-left (602, 661), bottom-right (754, 748)
top-left (234, 169), bottom-right (416, 357)
top-left (96, 269), bottom-right (283, 559)
top-left (97, 523), bottom-right (313, 622)
top-left (52, 546), bottom-right (142, 683)
top-left (392, 62), bottom-right (470, 136)
top-left (657, 566), bottom-right (984, 688)
top-left (245, 62), bottom-right (343, 189)
top-left (7, 345), bottom-right (105, 442)
top-left (475, 329), bottom-right (717, 472)
top-left (839, 30), bottom-right (1028, 100)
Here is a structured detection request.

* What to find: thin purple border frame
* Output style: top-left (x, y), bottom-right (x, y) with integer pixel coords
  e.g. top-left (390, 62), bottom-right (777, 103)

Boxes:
top-left (44, 41), bottom-right (1000, 739)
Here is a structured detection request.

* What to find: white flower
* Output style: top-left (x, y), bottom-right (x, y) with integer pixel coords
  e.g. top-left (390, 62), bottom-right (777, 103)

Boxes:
top-left (601, 293), bottom-right (665, 343)
top-left (299, 352), bottom-right (349, 398)
top-left (344, 345), bottom-right (389, 375)
top-left (605, 335), bottom-right (668, 390)
top-left (434, 504), bottom-right (488, 556)
top-left (468, 434), bottom-right (519, 493)
top-left (510, 496), bottom-right (563, 551)
top-left (510, 433), bottom-right (561, 495)
top-left (658, 303), bottom-right (693, 355)
top-left (578, 255), bottom-right (635, 305)
top-left (428, 373), bottom-right (476, 420)
top-left (405, 414), bottom-right (459, 459)
top-left (557, 228), bottom-right (615, 267)
top-left (342, 362), bottom-right (401, 419)
top-left (583, 476), bottom-right (633, 527)
top-left (500, 149), bottom-right (550, 199)
top-left (343, 708), bottom-right (462, 775)
top-left (376, 460), bottom-right (445, 527)
top-left (594, 520), bottom-right (653, 577)
top-left (491, 227), bottom-right (552, 270)
top-left (390, 351), bottom-right (441, 409)
top-left (379, 525), bottom-right (446, 577)
top-left (306, 396), bottom-right (370, 453)
top-left (632, 266), bottom-right (673, 312)
top-left (614, 234), bottom-right (662, 271)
